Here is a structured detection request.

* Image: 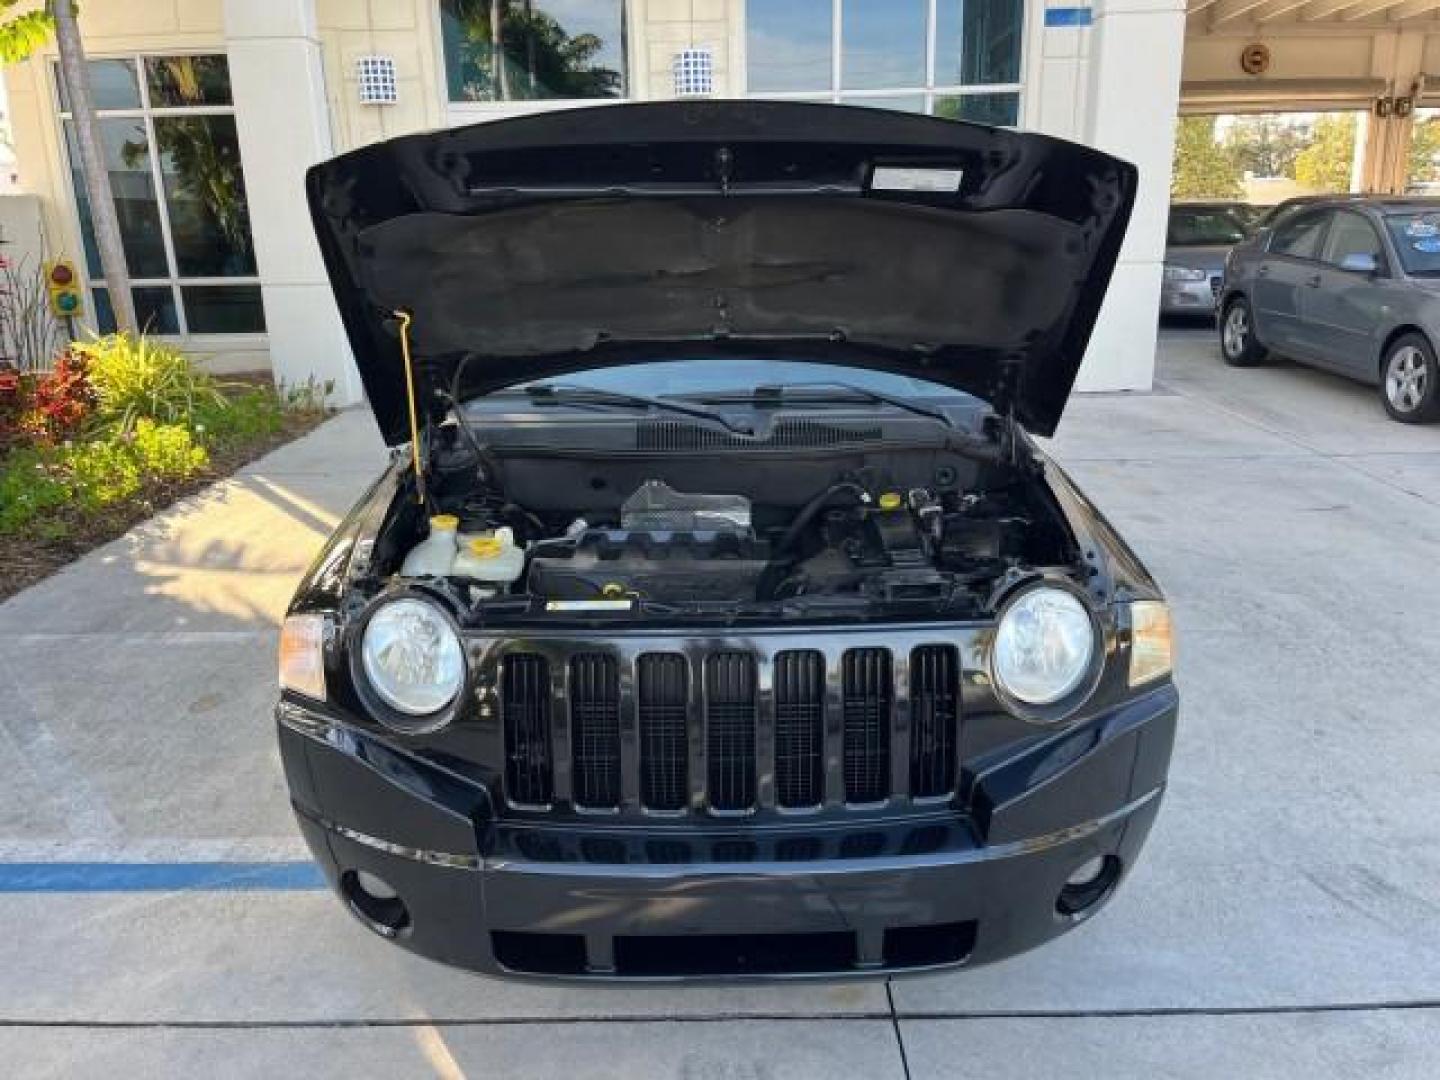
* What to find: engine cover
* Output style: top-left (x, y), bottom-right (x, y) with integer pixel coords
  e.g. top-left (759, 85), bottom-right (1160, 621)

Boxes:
top-left (527, 530), bottom-right (772, 603)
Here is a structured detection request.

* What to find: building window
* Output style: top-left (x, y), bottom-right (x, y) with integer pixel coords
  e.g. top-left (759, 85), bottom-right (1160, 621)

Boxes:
top-left (440, 0), bottom-right (627, 103)
top-left (56, 55), bottom-right (264, 336)
top-left (746, 0), bottom-right (1022, 125)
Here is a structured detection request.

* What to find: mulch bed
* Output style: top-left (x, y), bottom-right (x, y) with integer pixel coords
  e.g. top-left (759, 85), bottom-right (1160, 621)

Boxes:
top-left (1, 409), bottom-right (329, 604)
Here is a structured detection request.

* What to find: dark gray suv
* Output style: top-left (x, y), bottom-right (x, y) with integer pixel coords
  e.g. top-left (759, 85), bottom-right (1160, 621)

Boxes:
top-left (1219, 196), bottom-right (1440, 423)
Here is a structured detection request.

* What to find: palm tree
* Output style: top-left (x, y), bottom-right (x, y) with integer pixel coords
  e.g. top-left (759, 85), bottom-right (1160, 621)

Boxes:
top-left (0, 0), bottom-right (135, 331)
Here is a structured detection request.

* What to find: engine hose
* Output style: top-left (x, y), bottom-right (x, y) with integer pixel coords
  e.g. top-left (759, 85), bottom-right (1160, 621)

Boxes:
top-left (760, 480), bottom-right (870, 599)
top-left (774, 480), bottom-right (869, 557)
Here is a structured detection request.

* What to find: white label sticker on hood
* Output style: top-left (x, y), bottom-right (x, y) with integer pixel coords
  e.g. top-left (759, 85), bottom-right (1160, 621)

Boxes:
top-left (870, 165), bottom-right (964, 193)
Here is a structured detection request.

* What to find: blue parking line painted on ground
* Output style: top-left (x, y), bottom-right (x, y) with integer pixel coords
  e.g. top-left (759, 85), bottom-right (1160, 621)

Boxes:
top-left (0, 862), bottom-right (327, 893)
top-left (1044, 7), bottom-right (1093, 26)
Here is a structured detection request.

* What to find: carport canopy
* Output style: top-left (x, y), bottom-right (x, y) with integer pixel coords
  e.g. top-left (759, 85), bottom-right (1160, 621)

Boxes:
top-left (1182, 0), bottom-right (1440, 191)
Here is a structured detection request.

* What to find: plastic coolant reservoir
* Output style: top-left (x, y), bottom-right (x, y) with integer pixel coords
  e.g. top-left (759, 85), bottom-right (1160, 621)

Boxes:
top-left (400, 514), bottom-right (459, 577)
top-left (453, 526), bottom-right (526, 587)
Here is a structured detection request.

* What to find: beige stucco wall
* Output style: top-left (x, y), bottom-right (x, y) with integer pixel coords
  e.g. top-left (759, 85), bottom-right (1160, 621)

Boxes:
top-left (315, 0), bottom-right (446, 148)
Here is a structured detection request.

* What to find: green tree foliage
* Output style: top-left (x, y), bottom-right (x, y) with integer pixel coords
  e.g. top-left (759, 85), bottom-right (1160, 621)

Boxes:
top-left (1293, 113), bottom-right (1359, 193)
top-left (0, 0), bottom-right (55, 63)
top-left (1223, 115), bottom-right (1306, 180)
top-left (1171, 116), bottom-right (1243, 199)
top-left (1408, 117), bottom-right (1440, 186)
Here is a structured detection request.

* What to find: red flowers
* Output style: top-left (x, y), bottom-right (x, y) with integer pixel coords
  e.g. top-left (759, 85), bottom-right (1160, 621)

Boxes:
top-left (0, 353), bottom-right (98, 449)
top-left (30, 352), bottom-right (97, 441)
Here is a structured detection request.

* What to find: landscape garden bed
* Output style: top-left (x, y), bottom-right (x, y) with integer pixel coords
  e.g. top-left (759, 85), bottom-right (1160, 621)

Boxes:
top-left (1, 334), bottom-right (329, 602)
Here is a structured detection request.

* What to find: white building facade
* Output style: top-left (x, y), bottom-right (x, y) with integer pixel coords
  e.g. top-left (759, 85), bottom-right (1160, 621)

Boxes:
top-left (2, 0), bottom-right (1187, 400)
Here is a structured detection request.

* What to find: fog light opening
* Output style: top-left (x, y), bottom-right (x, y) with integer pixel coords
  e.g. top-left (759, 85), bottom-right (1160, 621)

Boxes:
top-left (341, 869), bottom-right (411, 938)
top-left (1056, 854), bottom-right (1121, 918)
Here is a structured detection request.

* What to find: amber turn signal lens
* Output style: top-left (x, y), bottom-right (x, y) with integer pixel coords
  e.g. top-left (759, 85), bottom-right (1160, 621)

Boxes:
top-left (279, 614), bottom-right (328, 702)
top-left (1127, 601), bottom-right (1174, 688)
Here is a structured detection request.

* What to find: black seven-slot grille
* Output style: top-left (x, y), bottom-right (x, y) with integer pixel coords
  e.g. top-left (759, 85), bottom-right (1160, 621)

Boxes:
top-left (500, 644), bottom-right (961, 814)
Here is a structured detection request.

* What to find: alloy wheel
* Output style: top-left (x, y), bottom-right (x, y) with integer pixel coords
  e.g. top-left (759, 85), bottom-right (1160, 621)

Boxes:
top-left (1223, 304), bottom-right (1248, 359)
top-left (1385, 345), bottom-right (1429, 413)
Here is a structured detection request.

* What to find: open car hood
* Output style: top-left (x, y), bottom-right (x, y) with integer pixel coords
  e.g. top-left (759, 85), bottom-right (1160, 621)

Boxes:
top-left (307, 101), bottom-right (1136, 444)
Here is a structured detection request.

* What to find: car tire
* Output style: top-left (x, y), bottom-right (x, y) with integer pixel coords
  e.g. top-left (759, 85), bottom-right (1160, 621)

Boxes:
top-left (1380, 333), bottom-right (1440, 424)
top-left (1219, 296), bottom-right (1267, 367)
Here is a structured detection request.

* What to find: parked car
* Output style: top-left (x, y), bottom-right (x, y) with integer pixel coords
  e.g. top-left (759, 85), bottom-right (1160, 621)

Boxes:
top-left (1251, 193), bottom-right (1363, 233)
top-left (1219, 196), bottom-right (1440, 422)
top-left (280, 102), bottom-right (1178, 980)
top-left (1162, 201), bottom-right (1256, 316)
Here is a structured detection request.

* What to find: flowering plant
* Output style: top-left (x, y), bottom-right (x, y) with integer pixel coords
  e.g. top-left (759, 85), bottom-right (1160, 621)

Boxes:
top-left (28, 351), bottom-right (97, 441)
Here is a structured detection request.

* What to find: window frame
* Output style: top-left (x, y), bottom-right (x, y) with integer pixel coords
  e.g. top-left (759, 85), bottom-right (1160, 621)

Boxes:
top-left (741, 0), bottom-right (1027, 122)
top-left (1320, 209), bottom-right (1388, 275)
top-left (50, 50), bottom-right (266, 342)
top-left (1267, 208), bottom-right (1332, 264)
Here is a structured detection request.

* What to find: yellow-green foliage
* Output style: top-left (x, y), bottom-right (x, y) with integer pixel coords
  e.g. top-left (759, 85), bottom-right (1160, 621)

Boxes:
top-left (74, 332), bottom-right (231, 433)
top-left (0, 419), bottom-right (208, 537)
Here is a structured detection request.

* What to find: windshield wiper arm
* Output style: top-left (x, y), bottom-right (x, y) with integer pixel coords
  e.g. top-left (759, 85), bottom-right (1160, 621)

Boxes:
top-left (526, 385), bottom-right (756, 436)
top-left (751, 382), bottom-right (955, 430)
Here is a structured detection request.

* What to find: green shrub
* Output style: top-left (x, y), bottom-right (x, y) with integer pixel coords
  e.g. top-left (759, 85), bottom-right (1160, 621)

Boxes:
top-left (0, 421), bottom-right (208, 537)
top-left (0, 446), bottom-right (68, 533)
top-left (192, 385), bottom-right (283, 449)
top-left (75, 332), bottom-right (229, 432)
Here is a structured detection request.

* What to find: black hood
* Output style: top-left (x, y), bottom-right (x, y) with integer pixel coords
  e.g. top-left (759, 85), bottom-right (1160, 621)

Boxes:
top-left (306, 101), bottom-right (1136, 444)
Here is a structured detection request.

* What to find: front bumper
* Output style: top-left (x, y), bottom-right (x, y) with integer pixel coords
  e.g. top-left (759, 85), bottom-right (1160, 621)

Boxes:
top-left (277, 682), bottom-right (1177, 981)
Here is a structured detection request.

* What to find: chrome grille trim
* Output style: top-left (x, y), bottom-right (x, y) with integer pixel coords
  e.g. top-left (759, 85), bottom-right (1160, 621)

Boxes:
top-left (487, 632), bottom-right (967, 817)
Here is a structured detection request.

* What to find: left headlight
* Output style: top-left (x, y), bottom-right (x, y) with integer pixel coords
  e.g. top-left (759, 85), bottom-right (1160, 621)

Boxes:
top-left (1163, 264), bottom-right (1207, 282)
top-left (360, 597), bottom-right (465, 718)
top-left (992, 587), bottom-right (1097, 706)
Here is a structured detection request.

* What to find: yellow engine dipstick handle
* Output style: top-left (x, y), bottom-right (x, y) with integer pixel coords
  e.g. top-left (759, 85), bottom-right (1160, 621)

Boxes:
top-left (394, 309), bottom-right (426, 505)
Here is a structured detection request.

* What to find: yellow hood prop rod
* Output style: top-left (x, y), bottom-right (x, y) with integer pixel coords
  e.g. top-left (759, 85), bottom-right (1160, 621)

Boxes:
top-left (394, 309), bottom-right (426, 506)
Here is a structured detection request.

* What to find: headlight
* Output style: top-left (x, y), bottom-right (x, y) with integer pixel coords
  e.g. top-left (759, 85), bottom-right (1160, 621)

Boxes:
top-left (992, 587), bottom-right (1096, 706)
top-left (279, 614), bottom-right (327, 702)
top-left (360, 597), bottom-right (465, 718)
top-left (1163, 264), bottom-right (1207, 282)
top-left (1128, 600), bottom-right (1174, 688)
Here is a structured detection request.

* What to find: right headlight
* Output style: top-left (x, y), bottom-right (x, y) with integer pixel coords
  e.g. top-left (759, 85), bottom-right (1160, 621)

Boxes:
top-left (360, 597), bottom-right (465, 719)
top-left (1127, 600), bottom-right (1174, 688)
top-left (1163, 264), bottom-right (1207, 282)
top-left (992, 587), bottom-right (1097, 706)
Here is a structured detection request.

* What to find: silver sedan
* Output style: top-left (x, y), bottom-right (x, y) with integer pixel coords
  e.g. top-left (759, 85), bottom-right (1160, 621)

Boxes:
top-left (1162, 202), bottom-right (1254, 317)
top-left (1218, 196), bottom-right (1440, 423)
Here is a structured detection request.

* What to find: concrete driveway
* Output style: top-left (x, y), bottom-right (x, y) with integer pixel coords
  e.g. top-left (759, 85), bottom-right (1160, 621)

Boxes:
top-left (3, 327), bottom-right (1440, 1077)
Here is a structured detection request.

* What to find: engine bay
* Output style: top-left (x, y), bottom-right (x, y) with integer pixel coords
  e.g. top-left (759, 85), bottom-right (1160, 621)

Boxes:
top-left (368, 412), bottom-right (1080, 622)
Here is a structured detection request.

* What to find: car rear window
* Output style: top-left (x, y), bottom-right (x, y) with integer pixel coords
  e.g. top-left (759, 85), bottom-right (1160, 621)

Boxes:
top-left (1167, 207), bottom-right (1250, 246)
top-left (1384, 212), bottom-right (1440, 276)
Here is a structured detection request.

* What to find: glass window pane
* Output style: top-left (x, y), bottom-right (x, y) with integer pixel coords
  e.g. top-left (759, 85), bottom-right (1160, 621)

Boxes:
top-left (154, 115), bottom-right (257, 277)
top-left (1320, 211), bottom-right (1383, 268)
top-left (64, 119), bottom-right (169, 278)
top-left (93, 286), bottom-right (180, 335)
top-left (933, 92), bottom-right (1018, 127)
top-left (145, 56), bottom-right (232, 107)
top-left (182, 285), bottom-right (266, 333)
top-left (1271, 211), bottom-right (1329, 260)
top-left (841, 0), bottom-right (925, 91)
top-left (746, 0), bottom-right (832, 93)
top-left (936, 0), bottom-right (1022, 86)
top-left (55, 59), bottom-right (142, 111)
top-left (440, 0), bottom-right (626, 103)
top-left (840, 95), bottom-right (926, 114)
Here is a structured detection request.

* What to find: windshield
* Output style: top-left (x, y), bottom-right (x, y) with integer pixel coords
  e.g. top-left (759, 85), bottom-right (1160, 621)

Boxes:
top-left (1384, 212), bottom-right (1440, 276)
top-left (511, 359), bottom-right (971, 401)
top-left (1167, 206), bottom-right (1251, 246)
